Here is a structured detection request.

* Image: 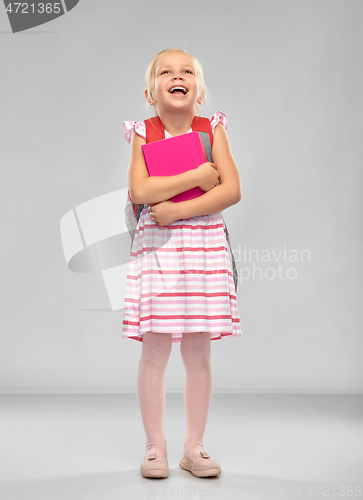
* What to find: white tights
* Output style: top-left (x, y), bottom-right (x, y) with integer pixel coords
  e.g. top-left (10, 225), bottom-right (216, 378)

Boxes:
top-left (136, 331), bottom-right (212, 459)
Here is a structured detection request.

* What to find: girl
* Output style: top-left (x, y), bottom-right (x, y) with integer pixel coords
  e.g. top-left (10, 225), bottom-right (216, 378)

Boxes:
top-left (122, 48), bottom-right (242, 478)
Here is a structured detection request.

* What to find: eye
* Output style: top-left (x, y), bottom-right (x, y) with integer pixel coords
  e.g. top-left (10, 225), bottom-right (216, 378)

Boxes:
top-left (184, 70), bottom-right (193, 74)
top-left (160, 70), bottom-right (170, 75)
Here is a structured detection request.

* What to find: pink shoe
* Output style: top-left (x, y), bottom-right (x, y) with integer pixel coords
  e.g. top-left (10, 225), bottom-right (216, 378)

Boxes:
top-left (140, 452), bottom-right (169, 478)
top-left (179, 451), bottom-right (222, 477)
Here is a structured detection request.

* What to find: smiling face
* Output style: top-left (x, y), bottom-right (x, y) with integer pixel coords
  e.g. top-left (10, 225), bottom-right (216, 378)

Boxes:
top-left (147, 51), bottom-right (205, 115)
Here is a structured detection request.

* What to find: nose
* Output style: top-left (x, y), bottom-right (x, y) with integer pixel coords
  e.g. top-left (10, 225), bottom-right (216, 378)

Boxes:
top-left (172, 74), bottom-right (183, 80)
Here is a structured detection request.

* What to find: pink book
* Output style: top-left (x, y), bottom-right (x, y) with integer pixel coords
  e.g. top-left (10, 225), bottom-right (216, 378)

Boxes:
top-left (141, 131), bottom-right (208, 203)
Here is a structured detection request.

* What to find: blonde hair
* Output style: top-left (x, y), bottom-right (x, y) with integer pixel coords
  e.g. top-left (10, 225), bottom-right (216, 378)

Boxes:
top-left (145, 48), bottom-right (208, 116)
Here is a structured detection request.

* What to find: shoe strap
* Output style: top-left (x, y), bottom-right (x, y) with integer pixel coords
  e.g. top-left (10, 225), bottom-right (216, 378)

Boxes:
top-left (200, 451), bottom-right (210, 459)
top-left (148, 452), bottom-right (156, 460)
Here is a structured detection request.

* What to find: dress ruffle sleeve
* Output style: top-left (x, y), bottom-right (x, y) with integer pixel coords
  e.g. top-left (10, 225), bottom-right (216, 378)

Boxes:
top-left (210, 111), bottom-right (228, 134)
top-left (123, 120), bottom-right (146, 143)
top-left (124, 113), bottom-right (227, 142)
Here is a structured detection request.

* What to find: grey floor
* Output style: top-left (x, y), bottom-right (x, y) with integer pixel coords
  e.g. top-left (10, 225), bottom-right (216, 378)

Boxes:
top-left (0, 393), bottom-right (362, 499)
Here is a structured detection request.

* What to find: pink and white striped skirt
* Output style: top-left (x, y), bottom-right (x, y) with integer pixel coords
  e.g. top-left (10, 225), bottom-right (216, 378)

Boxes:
top-left (121, 206), bottom-right (242, 343)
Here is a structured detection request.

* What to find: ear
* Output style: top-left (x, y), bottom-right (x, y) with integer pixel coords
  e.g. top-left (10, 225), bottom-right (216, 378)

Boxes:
top-left (197, 90), bottom-right (205, 105)
top-left (145, 89), bottom-right (156, 105)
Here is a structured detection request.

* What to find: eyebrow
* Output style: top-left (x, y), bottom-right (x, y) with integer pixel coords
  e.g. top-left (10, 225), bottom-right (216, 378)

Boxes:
top-left (157, 65), bottom-right (195, 74)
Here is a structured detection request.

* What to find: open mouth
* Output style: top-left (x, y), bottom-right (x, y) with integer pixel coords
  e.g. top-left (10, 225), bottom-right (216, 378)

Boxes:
top-left (169, 86), bottom-right (188, 96)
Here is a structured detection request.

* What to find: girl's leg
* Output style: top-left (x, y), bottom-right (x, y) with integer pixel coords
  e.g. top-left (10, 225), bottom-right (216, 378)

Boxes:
top-left (137, 331), bottom-right (172, 458)
top-left (180, 331), bottom-right (212, 459)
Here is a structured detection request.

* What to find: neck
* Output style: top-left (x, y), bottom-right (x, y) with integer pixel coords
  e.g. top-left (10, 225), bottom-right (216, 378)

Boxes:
top-left (156, 109), bottom-right (195, 136)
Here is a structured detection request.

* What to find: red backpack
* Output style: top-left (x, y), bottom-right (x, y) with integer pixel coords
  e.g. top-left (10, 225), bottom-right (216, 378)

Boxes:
top-left (124, 115), bottom-right (238, 291)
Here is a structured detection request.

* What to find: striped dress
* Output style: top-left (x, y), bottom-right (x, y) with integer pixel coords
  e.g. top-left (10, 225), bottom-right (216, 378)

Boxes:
top-left (122, 112), bottom-right (242, 343)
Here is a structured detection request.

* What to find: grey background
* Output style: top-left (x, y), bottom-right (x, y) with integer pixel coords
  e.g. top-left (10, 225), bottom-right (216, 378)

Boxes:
top-left (0, 0), bottom-right (362, 393)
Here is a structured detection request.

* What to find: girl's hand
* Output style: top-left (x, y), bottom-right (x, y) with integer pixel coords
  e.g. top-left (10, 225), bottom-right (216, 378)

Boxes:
top-left (196, 162), bottom-right (220, 192)
top-left (147, 200), bottom-right (179, 226)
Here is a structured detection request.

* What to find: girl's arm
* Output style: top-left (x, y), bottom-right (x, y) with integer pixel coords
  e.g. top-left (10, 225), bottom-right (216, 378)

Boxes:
top-left (174, 124), bottom-right (241, 219)
top-left (128, 132), bottom-right (219, 205)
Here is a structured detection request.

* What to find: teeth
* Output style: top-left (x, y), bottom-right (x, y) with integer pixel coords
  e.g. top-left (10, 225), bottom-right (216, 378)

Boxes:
top-left (169, 86), bottom-right (187, 94)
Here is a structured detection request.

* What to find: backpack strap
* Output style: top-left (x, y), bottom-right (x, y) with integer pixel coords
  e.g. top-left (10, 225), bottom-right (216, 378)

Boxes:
top-left (144, 116), bottom-right (165, 143)
top-left (191, 117), bottom-right (238, 293)
top-left (127, 116), bottom-right (164, 248)
top-left (223, 218), bottom-right (239, 293)
top-left (191, 116), bottom-right (214, 147)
